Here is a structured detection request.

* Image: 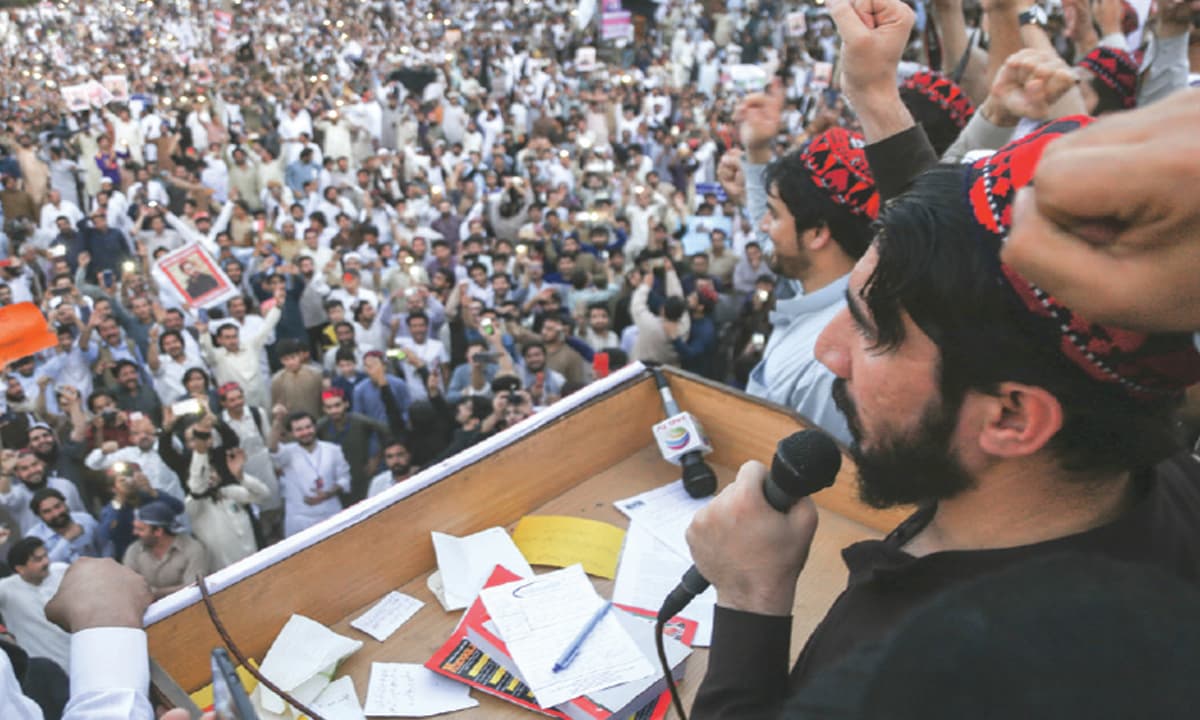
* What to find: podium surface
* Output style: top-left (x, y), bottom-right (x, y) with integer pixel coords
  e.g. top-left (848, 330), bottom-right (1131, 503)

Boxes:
top-left (145, 364), bottom-right (909, 714)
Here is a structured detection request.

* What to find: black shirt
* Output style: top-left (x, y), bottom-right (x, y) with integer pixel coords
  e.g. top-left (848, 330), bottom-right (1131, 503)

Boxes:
top-left (692, 454), bottom-right (1200, 720)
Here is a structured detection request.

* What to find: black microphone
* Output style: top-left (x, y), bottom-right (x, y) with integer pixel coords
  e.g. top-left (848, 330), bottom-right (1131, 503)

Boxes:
top-left (650, 367), bottom-right (717, 499)
top-left (657, 429), bottom-right (842, 623)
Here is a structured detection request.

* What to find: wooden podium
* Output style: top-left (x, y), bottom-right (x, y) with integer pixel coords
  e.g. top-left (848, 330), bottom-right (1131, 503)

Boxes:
top-left (145, 363), bottom-right (908, 715)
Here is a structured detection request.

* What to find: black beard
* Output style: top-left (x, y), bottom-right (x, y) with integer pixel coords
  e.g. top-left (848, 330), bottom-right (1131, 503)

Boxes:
top-left (390, 463), bottom-right (411, 477)
top-left (832, 379), bottom-right (975, 510)
top-left (48, 513), bottom-right (72, 530)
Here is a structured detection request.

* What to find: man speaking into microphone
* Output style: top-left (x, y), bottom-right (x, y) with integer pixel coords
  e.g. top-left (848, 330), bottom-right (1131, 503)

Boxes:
top-left (684, 4), bottom-right (1200, 717)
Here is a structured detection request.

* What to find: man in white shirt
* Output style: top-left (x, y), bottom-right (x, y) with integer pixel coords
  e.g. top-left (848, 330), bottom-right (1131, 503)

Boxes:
top-left (83, 416), bottom-right (184, 502)
top-left (37, 189), bottom-right (84, 240)
top-left (219, 383), bottom-right (283, 542)
top-left (0, 537), bottom-right (71, 670)
top-left (26, 488), bottom-right (102, 565)
top-left (197, 289), bottom-right (284, 411)
top-left (146, 327), bottom-right (208, 405)
top-left (268, 407), bottom-right (351, 538)
top-left (0, 453), bottom-right (86, 535)
top-left (394, 311), bottom-right (448, 402)
top-left (366, 440), bottom-right (415, 498)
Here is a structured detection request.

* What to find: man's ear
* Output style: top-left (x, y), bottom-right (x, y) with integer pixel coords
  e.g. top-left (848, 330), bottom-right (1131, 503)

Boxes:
top-left (975, 382), bottom-right (1064, 459)
top-left (806, 224), bottom-right (833, 251)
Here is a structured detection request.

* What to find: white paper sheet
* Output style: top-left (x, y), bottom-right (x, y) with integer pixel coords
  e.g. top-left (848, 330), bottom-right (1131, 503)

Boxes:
top-left (362, 663), bottom-right (479, 717)
top-left (614, 479), bottom-right (712, 561)
top-left (431, 527), bottom-right (535, 610)
top-left (255, 615), bottom-right (363, 715)
top-left (311, 676), bottom-right (366, 720)
top-left (611, 520), bottom-right (716, 647)
top-left (350, 591), bottom-right (425, 642)
top-left (479, 565), bottom-right (654, 708)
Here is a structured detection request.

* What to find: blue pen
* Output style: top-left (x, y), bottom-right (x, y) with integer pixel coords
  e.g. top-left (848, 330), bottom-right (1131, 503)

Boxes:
top-left (552, 601), bottom-right (613, 674)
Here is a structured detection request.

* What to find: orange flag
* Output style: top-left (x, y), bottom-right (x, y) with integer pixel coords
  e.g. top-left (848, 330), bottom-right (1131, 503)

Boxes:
top-left (0, 303), bottom-right (58, 369)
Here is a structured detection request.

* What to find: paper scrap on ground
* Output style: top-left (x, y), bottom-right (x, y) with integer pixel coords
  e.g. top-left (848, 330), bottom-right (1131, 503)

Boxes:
top-left (480, 564), bottom-right (654, 708)
top-left (310, 676), bottom-right (365, 720)
top-left (511, 515), bottom-right (626, 579)
top-left (612, 520), bottom-right (716, 646)
top-left (362, 662), bottom-right (479, 716)
top-left (350, 591), bottom-right (425, 642)
top-left (432, 527), bottom-right (535, 610)
top-left (254, 614), bottom-right (363, 716)
top-left (614, 479), bottom-right (712, 561)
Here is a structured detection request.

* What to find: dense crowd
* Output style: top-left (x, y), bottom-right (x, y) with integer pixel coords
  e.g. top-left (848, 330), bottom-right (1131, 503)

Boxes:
top-left (0, 0), bottom-right (1198, 715)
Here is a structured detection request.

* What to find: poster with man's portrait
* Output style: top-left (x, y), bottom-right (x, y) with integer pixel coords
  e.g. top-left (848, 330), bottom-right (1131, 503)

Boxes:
top-left (61, 84), bottom-right (90, 113)
top-left (154, 243), bottom-right (238, 309)
top-left (102, 75), bottom-right (130, 103)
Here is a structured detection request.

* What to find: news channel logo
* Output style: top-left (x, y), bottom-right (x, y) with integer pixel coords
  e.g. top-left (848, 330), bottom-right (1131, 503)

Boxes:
top-left (665, 425), bottom-right (691, 452)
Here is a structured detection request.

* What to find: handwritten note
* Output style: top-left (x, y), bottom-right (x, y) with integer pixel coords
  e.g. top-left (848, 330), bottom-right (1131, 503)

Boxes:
top-left (350, 591), bottom-right (425, 642)
top-left (511, 515), bottom-right (626, 579)
top-left (362, 663), bottom-right (478, 717)
top-left (614, 480), bottom-right (712, 561)
top-left (432, 527), bottom-right (534, 610)
top-left (479, 565), bottom-right (654, 709)
top-left (311, 676), bottom-right (365, 720)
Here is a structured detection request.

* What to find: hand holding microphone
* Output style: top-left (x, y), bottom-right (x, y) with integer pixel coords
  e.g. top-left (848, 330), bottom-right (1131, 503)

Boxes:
top-left (661, 430), bottom-right (841, 621)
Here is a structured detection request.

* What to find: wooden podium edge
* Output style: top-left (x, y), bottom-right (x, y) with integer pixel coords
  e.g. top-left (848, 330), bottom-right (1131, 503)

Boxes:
top-left (145, 362), bottom-right (908, 692)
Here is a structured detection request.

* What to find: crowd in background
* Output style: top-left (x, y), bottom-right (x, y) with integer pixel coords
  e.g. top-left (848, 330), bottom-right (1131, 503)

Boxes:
top-left (0, 0), bottom-right (1197, 711)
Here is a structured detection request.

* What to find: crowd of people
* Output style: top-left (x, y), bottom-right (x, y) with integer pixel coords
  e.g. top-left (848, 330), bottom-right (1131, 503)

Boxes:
top-left (0, 0), bottom-right (1198, 716)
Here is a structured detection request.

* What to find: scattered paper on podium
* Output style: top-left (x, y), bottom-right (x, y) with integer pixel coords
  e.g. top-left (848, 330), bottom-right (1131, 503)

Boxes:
top-left (479, 564), bottom-right (654, 708)
top-left (511, 515), bottom-right (625, 579)
top-left (362, 662), bottom-right (478, 716)
top-left (614, 479), bottom-right (712, 560)
top-left (310, 676), bottom-right (365, 720)
top-left (613, 520), bottom-right (716, 646)
top-left (253, 614), bottom-right (363, 716)
top-left (431, 527), bottom-right (534, 610)
top-left (350, 591), bottom-right (424, 642)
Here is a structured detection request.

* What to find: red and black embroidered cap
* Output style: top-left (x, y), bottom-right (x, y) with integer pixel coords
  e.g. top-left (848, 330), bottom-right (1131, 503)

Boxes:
top-left (965, 117), bottom-right (1200, 399)
top-left (902, 70), bottom-right (975, 129)
top-left (801, 128), bottom-right (880, 220)
top-left (1079, 47), bottom-right (1139, 110)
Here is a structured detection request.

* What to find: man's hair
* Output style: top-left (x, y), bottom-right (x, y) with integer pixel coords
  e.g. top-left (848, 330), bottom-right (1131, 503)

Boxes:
top-left (663, 296), bottom-right (687, 322)
top-left (112, 359), bottom-right (139, 378)
top-left (7, 536), bottom-right (44, 569)
top-left (30, 487), bottom-right (66, 515)
top-left (87, 389), bottom-right (115, 412)
top-left (763, 153), bottom-right (873, 260)
top-left (287, 410), bottom-right (316, 431)
top-left (335, 347), bottom-right (358, 364)
top-left (277, 338), bottom-right (307, 358)
top-left (866, 165), bottom-right (1179, 474)
top-left (523, 341), bottom-right (547, 357)
top-left (159, 329), bottom-right (184, 351)
top-left (383, 438), bottom-right (409, 454)
top-left (406, 311), bottom-right (429, 326)
top-left (587, 302), bottom-right (610, 317)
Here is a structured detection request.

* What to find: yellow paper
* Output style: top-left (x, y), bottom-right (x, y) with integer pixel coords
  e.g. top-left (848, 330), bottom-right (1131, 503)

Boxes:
top-left (188, 658), bottom-right (260, 711)
top-left (511, 515), bottom-right (626, 579)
